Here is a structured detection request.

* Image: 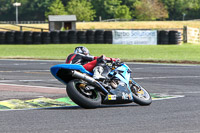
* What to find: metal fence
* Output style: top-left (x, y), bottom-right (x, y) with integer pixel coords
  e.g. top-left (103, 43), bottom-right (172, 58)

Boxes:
top-left (0, 21), bottom-right (47, 24)
top-left (0, 23), bottom-right (49, 32)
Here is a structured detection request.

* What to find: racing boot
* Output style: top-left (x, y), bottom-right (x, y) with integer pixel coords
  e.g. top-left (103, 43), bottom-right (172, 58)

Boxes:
top-left (93, 66), bottom-right (105, 80)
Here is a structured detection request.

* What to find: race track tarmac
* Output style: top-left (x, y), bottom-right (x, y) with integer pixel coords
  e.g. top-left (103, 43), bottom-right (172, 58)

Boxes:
top-left (0, 59), bottom-right (200, 133)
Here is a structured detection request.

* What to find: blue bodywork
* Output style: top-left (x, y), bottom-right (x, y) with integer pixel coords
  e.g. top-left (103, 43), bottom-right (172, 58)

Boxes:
top-left (110, 63), bottom-right (131, 85)
top-left (50, 64), bottom-right (93, 85)
top-left (109, 63), bottom-right (133, 100)
top-left (51, 63), bottom-right (134, 102)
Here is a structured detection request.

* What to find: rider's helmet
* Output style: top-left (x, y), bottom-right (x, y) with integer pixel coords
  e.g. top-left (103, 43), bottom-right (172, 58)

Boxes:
top-left (74, 46), bottom-right (89, 55)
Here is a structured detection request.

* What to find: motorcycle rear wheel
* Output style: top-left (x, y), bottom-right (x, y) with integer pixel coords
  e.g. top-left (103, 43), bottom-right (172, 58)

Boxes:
top-left (131, 84), bottom-right (152, 106)
top-left (67, 79), bottom-right (102, 109)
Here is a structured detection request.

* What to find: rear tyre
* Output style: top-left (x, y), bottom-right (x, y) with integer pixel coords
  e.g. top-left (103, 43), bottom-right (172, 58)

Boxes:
top-left (130, 83), bottom-right (152, 106)
top-left (67, 79), bottom-right (102, 109)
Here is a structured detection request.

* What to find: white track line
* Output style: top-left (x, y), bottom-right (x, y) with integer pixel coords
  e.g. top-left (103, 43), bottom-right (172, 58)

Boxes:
top-left (0, 70), bottom-right (49, 72)
top-left (134, 75), bottom-right (200, 80)
top-left (0, 83), bottom-right (65, 90)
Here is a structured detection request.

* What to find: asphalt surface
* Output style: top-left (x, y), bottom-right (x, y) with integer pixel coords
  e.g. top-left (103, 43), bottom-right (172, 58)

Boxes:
top-left (0, 59), bottom-right (200, 133)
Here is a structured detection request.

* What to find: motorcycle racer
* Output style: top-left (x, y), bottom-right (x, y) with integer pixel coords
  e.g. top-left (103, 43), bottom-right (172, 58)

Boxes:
top-left (66, 46), bottom-right (120, 80)
top-left (66, 46), bottom-right (94, 64)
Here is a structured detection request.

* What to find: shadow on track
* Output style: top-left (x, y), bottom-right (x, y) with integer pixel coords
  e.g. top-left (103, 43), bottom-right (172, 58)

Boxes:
top-left (42, 103), bottom-right (139, 110)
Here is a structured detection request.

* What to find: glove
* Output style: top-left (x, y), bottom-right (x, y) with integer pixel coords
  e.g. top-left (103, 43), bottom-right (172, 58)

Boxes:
top-left (97, 55), bottom-right (107, 64)
top-left (111, 58), bottom-right (120, 62)
top-left (100, 55), bottom-right (106, 60)
top-left (116, 58), bottom-right (120, 62)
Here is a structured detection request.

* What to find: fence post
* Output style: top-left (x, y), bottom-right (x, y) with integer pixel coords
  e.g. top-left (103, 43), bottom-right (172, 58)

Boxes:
top-left (20, 26), bottom-right (23, 31)
top-left (183, 26), bottom-right (187, 43)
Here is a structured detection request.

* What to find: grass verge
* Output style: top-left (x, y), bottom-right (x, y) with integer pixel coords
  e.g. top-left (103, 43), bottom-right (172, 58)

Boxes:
top-left (1, 21), bottom-right (200, 31)
top-left (77, 21), bottom-right (200, 30)
top-left (0, 44), bottom-right (200, 64)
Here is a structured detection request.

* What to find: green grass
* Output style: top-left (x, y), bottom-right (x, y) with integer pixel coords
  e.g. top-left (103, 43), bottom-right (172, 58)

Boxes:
top-left (0, 44), bottom-right (200, 63)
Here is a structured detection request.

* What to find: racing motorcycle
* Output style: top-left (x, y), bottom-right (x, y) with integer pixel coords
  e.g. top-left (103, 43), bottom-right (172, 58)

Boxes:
top-left (50, 61), bottom-right (152, 109)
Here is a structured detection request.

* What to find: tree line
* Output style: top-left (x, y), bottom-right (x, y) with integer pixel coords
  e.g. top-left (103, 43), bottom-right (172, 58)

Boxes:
top-left (0, 0), bottom-right (200, 22)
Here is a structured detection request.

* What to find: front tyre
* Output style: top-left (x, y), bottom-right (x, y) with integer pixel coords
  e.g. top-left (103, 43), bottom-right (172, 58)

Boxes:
top-left (131, 84), bottom-right (152, 106)
top-left (67, 79), bottom-right (102, 109)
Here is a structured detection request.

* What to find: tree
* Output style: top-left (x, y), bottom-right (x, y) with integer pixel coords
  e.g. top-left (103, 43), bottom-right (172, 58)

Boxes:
top-left (121, 0), bottom-right (137, 13)
top-left (45, 0), bottom-right (66, 19)
top-left (161, 0), bottom-right (200, 20)
top-left (0, 0), bottom-right (57, 21)
top-left (121, 0), bottom-right (137, 6)
top-left (104, 0), bottom-right (122, 19)
top-left (133, 0), bottom-right (168, 21)
top-left (91, 0), bottom-right (122, 20)
top-left (0, 0), bottom-right (200, 21)
top-left (22, 0), bottom-right (53, 21)
top-left (66, 0), bottom-right (96, 21)
top-left (0, 0), bottom-right (18, 21)
top-left (114, 5), bottom-right (132, 20)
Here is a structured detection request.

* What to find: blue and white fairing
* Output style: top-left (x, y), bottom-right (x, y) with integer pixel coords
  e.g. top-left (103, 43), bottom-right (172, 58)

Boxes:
top-left (50, 64), bottom-right (93, 85)
top-left (107, 63), bottom-right (134, 101)
top-left (109, 63), bottom-right (131, 85)
top-left (51, 63), bottom-right (134, 103)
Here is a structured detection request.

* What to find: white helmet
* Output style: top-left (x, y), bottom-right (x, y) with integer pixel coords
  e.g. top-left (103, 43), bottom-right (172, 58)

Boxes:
top-left (74, 46), bottom-right (89, 55)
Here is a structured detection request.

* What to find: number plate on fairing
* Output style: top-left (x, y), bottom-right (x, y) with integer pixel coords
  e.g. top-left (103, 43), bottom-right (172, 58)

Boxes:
top-left (108, 95), bottom-right (117, 100)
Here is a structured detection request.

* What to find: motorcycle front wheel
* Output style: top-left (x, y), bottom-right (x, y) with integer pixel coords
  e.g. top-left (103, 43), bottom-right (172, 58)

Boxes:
top-left (67, 79), bottom-right (102, 109)
top-left (131, 83), bottom-right (152, 106)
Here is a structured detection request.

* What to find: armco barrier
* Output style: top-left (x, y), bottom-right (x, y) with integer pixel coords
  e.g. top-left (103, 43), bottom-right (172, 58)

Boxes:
top-left (0, 30), bottom-right (182, 45)
top-left (59, 31), bottom-right (68, 44)
top-left (86, 30), bottom-right (95, 44)
top-left (15, 31), bottom-right (24, 44)
top-left (77, 31), bottom-right (87, 44)
top-left (169, 31), bottom-right (182, 44)
top-left (24, 31), bottom-right (33, 44)
top-left (50, 31), bottom-right (60, 44)
top-left (95, 30), bottom-right (104, 44)
top-left (5, 31), bottom-right (15, 44)
top-left (32, 32), bottom-right (42, 44)
top-left (158, 30), bottom-right (169, 44)
top-left (0, 32), bottom-right (6, 44)
top-left (41, 32), bottom-right (51, 44)
top-left (68, 30), bottom-right (77, 44)
top-left (104, 31), bottom-right (112, 44)
top-left (157, 30), bottom-right (182, 45)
